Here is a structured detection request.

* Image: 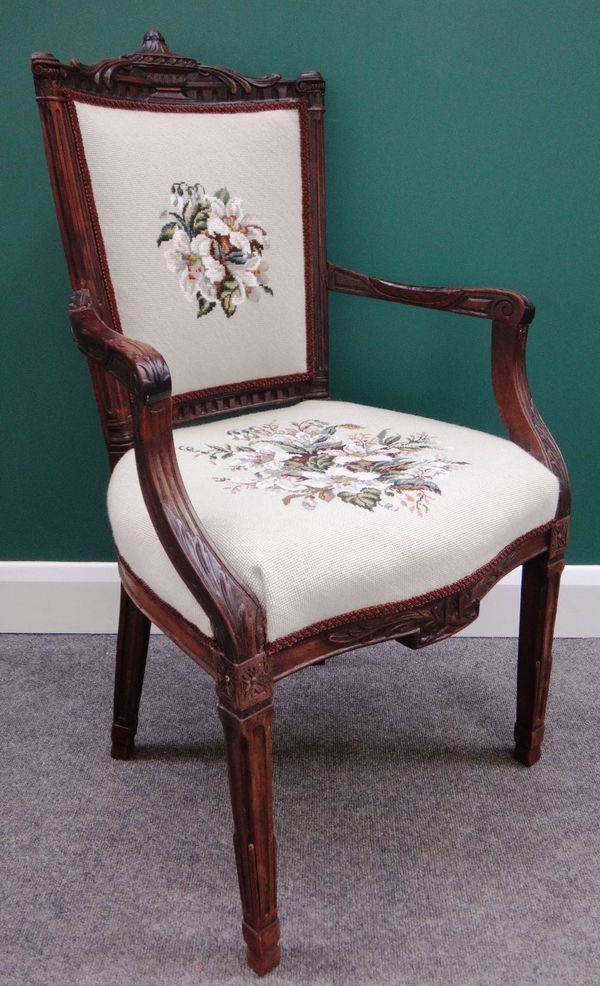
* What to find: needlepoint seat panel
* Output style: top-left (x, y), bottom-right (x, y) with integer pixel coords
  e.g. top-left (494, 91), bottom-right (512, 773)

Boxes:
top-left (73, 97), bottom-right (311, 397)
top-left (33, 29), bottom-right (570, 979)
top-left (109, 400), bottom-right (559, 646)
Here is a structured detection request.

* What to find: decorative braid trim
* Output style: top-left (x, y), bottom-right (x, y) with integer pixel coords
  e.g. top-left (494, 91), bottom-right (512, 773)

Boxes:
top-left (117, 552), bottom-right (217, 654)
top-left (265, 520), bottom-right (556, 654)
top-left (66, 97), bottom-right (122, 336)
top-left (119, 523), bottom-right (557, 658)
top-left (172, 373), bottom-right (312, 406)
top-left (63, 90), bottom-right (316, 398)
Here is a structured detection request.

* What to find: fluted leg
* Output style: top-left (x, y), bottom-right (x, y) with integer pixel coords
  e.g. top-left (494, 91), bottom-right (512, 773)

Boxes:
top-left (514, 550), bottom-right (564, 767)
top-left (111, 586), bottom-right (151, 760)
top-left (218, 655), bottom-right (280, 975)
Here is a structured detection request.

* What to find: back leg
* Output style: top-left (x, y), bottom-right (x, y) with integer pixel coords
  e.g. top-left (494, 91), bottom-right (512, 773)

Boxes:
top-left (111, 586), bottom-right (151, 760)
top-left (514, 549), bottom-right (564, 767)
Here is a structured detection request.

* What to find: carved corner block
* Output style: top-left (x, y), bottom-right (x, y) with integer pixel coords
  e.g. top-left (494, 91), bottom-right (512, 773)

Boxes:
top-left (217, 653), bottom-right (273, 712)
top-left (548, 517), bottom-right (569, 563)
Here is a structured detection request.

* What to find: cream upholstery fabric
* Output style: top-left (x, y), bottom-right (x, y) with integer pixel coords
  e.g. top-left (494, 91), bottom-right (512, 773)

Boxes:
top-left (107, 400), bottom-right (559, 644)
top-left (74, 99), bottom-right (308, 396)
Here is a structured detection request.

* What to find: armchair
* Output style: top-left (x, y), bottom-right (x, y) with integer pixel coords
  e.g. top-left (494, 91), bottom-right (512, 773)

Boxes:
top-left (33, 30), bottom-right (569, 976)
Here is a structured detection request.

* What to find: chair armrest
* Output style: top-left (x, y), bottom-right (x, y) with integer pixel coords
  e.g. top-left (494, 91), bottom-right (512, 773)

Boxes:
top-left (327, 263), bottom-right (534, 326)
top-left (327, 265), bottom-right (570, 516)
top-left (69, 289), bottom-right (171, 405)
top-left (69, 290), bottom-right (266, 657)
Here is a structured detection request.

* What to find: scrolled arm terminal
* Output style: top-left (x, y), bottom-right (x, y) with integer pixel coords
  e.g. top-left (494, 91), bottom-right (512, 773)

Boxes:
top-left (69, 289), bottom-right (172, 404)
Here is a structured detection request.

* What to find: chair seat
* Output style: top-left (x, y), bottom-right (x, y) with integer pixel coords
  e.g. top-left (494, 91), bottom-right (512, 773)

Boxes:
top-left (108, 400), bottom-right (559, 646)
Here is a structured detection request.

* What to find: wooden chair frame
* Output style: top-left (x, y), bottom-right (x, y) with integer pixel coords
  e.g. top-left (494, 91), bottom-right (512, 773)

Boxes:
top-left (32, 30), bottom-right (570, 976)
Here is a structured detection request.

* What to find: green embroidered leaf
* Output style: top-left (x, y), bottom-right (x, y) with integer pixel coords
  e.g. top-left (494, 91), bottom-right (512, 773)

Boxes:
top-left (193, 211), bottom-right (209, 232)
top-left (307, 454), bottom-right (335, 471)
top-left (393, 479), bottom-right (442, 495)
top-left (196, 297), bottom-right (216, 318)
top-left (262, 285), bottom-right (274, 296)
top-left (338, 487), bottom-right (381, 511)
top-left (221, 293), bottom-right (237, 318)
top-left (214, 187), bottom-right (231, 205)
top-left (377, 429), bottom-right (402, 447)
top-left (218, 277), bottom-right (238, 319)
top-left (185, 201), bottom-right (209, 232)
top-left (157, 222), bottom-right (178, 246)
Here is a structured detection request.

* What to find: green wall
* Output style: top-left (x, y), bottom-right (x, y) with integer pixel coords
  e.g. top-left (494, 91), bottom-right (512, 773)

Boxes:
top-left (3, 1), bottom-right (598, 561)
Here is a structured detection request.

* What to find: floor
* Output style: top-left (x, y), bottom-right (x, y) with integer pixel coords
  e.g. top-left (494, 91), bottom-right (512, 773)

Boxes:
top-left (1, 634), bottom-right (599, 985)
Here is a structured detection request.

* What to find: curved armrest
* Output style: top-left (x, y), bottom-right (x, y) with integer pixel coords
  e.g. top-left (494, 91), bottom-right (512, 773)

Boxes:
top-left (69, 289), bottom-right (172, 405)
top-left (327, 265), bottom-right (570, 516)
top-left (327, 263), bottom-right (534, 326)
top-left (69, 290), bottom-right (266, 657)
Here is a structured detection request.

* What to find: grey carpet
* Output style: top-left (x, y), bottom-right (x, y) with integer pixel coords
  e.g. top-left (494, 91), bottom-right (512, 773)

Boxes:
top-left (1, 635), bottom-right (599, 986)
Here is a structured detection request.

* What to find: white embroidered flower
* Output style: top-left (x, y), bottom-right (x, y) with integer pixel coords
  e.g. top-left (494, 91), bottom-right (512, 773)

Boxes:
top-left (241, 215), bottom-right (266, 246)
top-left (181, 420), bottom-right (468, 513)
top-left (228, 256), bottom-right (270, 305)
top-left (163, 229), bottom-right (225, 303)
top-left (158, 184), bottom-right (272, 319)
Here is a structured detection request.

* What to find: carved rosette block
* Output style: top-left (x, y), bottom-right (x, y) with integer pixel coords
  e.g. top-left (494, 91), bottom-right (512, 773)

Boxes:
top-left (549, 516), bottom-right (569, 562)
top-left (217, 653), bottom-right (273, 711)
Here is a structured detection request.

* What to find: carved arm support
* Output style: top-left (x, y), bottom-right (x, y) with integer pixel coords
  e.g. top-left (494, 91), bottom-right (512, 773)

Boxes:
top-left (327, 262), bottom-right (535, 325)
top-left (69, 290), bottom-right (266, 657)
top-left (327, 263), bottom-right (570, 516)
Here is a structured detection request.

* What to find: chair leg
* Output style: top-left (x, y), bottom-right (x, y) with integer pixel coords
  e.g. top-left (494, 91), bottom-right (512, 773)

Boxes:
top-left (514, 550), bottom-right (564, 767)
top-left (111, 586), bottom-right (151, 760)
top-left (219, 697), bottom-right (280, 975)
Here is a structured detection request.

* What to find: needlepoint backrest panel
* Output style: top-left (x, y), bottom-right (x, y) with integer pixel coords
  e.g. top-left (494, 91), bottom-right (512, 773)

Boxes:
top-left (74, 97), bottom-right (311, 396)
top-left (32, 31), bottom-right (328, 426)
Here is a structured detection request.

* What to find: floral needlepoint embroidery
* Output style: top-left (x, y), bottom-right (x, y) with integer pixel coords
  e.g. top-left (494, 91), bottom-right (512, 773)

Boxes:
top-left (157, 182), bottom-right (273, 319)
top-left (180, 419), bottom-right (468, 513)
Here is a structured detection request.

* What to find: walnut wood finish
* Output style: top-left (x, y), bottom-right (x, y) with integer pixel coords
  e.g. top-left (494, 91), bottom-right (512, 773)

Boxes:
top-left (33, 30), bottom-right (571, 977)
top-left (327, 262), bottom-right (535, 325)
top-left (218, 694), bottom-right (280, 975)
top-left (215, 648), bottom-right (279, 974)
top-left (514, 529), bottom-right (567, 767)
top-left (111, 586), bottom-right (151, 760)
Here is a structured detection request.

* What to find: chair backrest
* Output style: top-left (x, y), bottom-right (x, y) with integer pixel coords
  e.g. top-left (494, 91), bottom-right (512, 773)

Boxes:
top-left (32, 29), bottom-right (328, 458)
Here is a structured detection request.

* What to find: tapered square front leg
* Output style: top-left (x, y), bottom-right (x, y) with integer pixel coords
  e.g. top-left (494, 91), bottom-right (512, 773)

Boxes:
top-left (515, 542), bottom-right (565, 767)
top-left (111, 586), bottom-right (151, 759)
top-left (218, 654), bottom-right (280, 976)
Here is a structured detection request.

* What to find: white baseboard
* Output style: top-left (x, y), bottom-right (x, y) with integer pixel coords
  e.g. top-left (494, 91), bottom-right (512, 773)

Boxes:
top-left (0, 562), bottom-right (598, 637)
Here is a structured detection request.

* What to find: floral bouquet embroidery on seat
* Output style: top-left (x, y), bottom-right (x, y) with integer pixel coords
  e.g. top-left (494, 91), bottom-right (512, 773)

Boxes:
top-left (157, 182), bottom-right (272, 319)
top-left (180, 419), bottom-right (468, 514)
